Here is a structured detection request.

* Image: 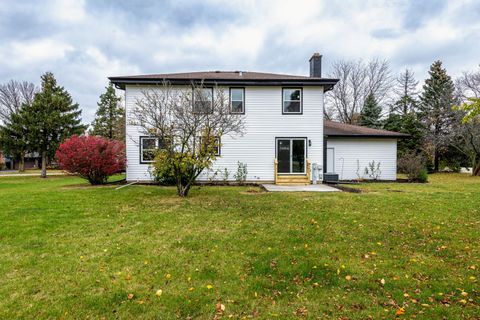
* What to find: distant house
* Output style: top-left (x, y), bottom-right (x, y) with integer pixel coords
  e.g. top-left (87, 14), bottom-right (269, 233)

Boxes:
top-left (1, 152), bottom-right (40, 171)
top-left (109, 53), bottom-right (406, 184)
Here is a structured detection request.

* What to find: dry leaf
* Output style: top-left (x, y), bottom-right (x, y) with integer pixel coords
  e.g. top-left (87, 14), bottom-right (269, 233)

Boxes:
top-left (215, 302), bottom-right (226, 314)
top-left (395, 307), bottom-right (405, 315)
top-left (127, 293), bottom-right (134, 300)
top-left (155, 289), bottom-right (163, 296)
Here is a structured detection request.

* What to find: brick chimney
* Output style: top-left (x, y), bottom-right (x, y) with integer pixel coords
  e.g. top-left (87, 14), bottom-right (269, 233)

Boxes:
top-left (309, 53), bottom-right (322, 77)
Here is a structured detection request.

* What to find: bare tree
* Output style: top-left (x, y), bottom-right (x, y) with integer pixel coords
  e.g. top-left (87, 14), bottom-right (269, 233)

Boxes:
top-left (131, 82), bottom-right (245, 197)
top-left (0, 80), bottom-right (36, 123)
top-left (0, 80), bottom-right (36, 171)
top-left (455, 66), bottom-right (480, 100)
top-left (452, 65), bottom-right (480, 175)
top-left (391, 68), bottom-right (419, 115)
top-left (325, 58), bottom-right (393, 124)
top-left (449, 113), bottom-right (480, 176)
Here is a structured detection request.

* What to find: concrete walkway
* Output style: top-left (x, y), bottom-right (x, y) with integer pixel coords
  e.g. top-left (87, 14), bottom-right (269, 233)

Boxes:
top-left (262, 184), bottom-right (340, 192)
top-left (0, 172), bottom-right (67, 177)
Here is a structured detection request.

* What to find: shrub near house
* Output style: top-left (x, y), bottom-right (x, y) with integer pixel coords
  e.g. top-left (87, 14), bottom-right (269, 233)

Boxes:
top-left (56, 135), bottom-right (125, 185)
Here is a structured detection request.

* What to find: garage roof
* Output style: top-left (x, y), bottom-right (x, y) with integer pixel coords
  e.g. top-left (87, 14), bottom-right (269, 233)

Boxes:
top-left (324, 120), bottom-right (408, 138)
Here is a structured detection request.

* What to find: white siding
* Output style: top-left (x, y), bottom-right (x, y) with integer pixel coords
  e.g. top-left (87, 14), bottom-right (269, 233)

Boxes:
top-left (125, 85), bottom-right (324, 182)
top-left (326, 138), bottom-right (397, 180)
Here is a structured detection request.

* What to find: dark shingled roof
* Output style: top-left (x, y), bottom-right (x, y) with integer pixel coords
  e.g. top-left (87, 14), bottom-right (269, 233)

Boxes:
top-left (324, 120), bottom-right (408, 138)
top-left (109, 71), bottom-right (338, 90)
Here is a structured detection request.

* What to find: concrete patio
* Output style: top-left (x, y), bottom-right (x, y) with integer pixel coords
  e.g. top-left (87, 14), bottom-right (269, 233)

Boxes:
top-left (262, 184), bottom-right (340, 192)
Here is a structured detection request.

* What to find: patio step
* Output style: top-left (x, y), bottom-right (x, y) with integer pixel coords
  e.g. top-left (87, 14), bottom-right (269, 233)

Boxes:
top-left (276, 175), bottom-right (310, 185)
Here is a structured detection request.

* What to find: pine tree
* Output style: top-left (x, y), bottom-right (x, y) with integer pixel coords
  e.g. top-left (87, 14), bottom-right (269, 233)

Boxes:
top-left (23, 72), bottom-right (85, 178)
top-left (384, 112), bottom-right (424, 156)
top-left (384, 69), bottom-right (424, 156)
top-left (392, 68), bottom-right (419, 115)
top-left (0, 108), bottom-right (30, 171)
top-left (359, 93), bottom-right (382, 128)
top-left (419, 61), bottom-right (456, 172)
top-left (91, 84), bottom-right (124, 141)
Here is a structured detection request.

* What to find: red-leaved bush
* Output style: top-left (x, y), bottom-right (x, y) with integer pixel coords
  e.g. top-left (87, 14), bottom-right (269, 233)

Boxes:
top-left (56, 135), bottom-right (126, 185)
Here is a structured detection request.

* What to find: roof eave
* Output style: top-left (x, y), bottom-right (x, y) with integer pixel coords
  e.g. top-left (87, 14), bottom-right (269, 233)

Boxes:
top-left (109, 78), bottom-right (339, 90)
top-left (325, 134), bottom-right (409, 138)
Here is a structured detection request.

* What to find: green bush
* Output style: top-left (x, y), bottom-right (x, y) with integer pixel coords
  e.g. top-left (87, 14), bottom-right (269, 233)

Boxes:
top-left (417, 168), bottom-right (429, 183)
top-left (152, 151), bottom-right (177, 186)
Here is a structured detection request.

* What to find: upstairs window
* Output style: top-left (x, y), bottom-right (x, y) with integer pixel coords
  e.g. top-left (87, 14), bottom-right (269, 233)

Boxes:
top-left (282, 88), bottom-right (302, 114)
top-left (230, 88), bottom-right (245, 114)
top-left (193, 88), bottom-right (213, 113)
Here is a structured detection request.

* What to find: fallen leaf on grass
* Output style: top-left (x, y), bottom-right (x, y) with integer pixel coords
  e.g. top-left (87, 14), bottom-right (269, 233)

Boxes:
top-left (295, 306), bottom-right (307, 317)
top-left (215, 301), bottom-right (225, 316)
top-left (127, 293), bottom-right (134, 300)
top-left (155, 289), bottom-right (163, 296)
top-left (395, 307), bottom-right (405, 315)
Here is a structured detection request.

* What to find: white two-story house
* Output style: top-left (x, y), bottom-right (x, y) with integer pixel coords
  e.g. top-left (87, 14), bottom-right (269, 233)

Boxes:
top-left (110, 53), bottom-right (406, 184)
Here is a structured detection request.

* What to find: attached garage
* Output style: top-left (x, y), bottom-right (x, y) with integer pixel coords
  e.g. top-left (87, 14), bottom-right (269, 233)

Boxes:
top-left (323, 121), bottom-right (408, 181)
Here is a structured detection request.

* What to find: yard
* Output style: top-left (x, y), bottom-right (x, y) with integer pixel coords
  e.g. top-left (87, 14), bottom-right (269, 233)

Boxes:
top-left (0, 174), bottom-right (478, 319)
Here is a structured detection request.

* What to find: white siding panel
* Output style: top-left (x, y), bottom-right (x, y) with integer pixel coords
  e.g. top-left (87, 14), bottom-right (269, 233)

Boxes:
top-left (124, 85), bottom-right (324, 182)
top-left (326, 138), bottom-right (397, 180)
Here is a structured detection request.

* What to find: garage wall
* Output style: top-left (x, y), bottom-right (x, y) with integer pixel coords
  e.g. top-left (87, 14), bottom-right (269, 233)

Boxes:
top-left (326, 138), bottom-right (397, 180)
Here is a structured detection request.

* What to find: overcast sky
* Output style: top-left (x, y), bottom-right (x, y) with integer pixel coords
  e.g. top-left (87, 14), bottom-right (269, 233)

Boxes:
top-left (1, 0), bottom-right (479, 123)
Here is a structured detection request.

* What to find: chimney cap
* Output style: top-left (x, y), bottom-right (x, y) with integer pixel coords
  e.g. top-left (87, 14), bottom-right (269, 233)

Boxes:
top-left (309, 52), bottom-right (322, 61)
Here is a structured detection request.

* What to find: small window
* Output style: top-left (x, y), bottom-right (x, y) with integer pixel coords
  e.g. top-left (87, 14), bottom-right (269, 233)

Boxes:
top-left (213, 137), bottom-right (221, 156)
top-left (193, 88), bottom-right (213, 113)
top-left (140, 137), bottom-right (159, 163)
top-left (282, 88), bottom-right (302, 114)
top-left (230, 88), bottom-right (244, 114)
top-left (199, 136), bottom-right (221, 156)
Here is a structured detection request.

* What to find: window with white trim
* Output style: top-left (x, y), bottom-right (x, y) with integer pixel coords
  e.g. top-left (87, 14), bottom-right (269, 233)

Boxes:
top-left (282, 88), bottom-right (302, 114)
top-left (230, 88), bottom-right (244, 114)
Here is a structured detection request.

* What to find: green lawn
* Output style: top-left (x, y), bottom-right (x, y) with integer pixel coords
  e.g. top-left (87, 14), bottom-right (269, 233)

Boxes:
top-left (0, 174), bottom-right (478, 319)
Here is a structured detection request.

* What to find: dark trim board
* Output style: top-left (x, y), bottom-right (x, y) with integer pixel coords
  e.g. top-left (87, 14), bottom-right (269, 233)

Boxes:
top-left (110, 79), bottom-right (338, 91)
top-left (325, 135), bottom-right (404, 139)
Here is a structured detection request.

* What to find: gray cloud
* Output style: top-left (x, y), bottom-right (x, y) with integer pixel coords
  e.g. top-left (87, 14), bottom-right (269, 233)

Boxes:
top-left (1, 0), bottom-right (479, 123)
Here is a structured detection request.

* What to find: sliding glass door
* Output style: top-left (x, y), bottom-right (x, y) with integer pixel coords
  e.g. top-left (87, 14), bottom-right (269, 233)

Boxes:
top-left (276, 138), bottom-right (306, 174)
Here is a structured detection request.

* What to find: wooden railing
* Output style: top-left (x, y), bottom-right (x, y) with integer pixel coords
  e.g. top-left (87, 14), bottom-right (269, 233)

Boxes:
top-left (307, 159), bottom-right (311, 182)
top-left (273, 158), bottom-right (311, 184)
top-left (274, 158), bottom-right (278, 184)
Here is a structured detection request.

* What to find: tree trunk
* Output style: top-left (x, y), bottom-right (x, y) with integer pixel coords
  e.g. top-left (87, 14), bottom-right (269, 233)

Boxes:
top-left (41, 151), bottom-right (47, 178)
top-left (176, 182), bottom-right (191, 197)
top-left (433, 148), bottom-right (440, 172)
top-left (18, 154), bottom-right (25, 172)
top-left (473, 161), bottom-right (480, 176)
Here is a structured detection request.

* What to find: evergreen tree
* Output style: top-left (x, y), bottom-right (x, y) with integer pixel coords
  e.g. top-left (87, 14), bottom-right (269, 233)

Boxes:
top-left (419, 61), bottom-right (456, 172)
top-left (23, 72), bottom-right (85, 178)
top-left (392, 68), bottom-right (419, 115)
top-left (91, 84), bottom-right (124, 141)
top-left (0, 108), bottom-right (30, 171)
top-left (384, 112), bottom-right (424, 156)
top-left (384, 69), bottom-right (424, 156)
top-left (359, 93), bottom-right (382, 128)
